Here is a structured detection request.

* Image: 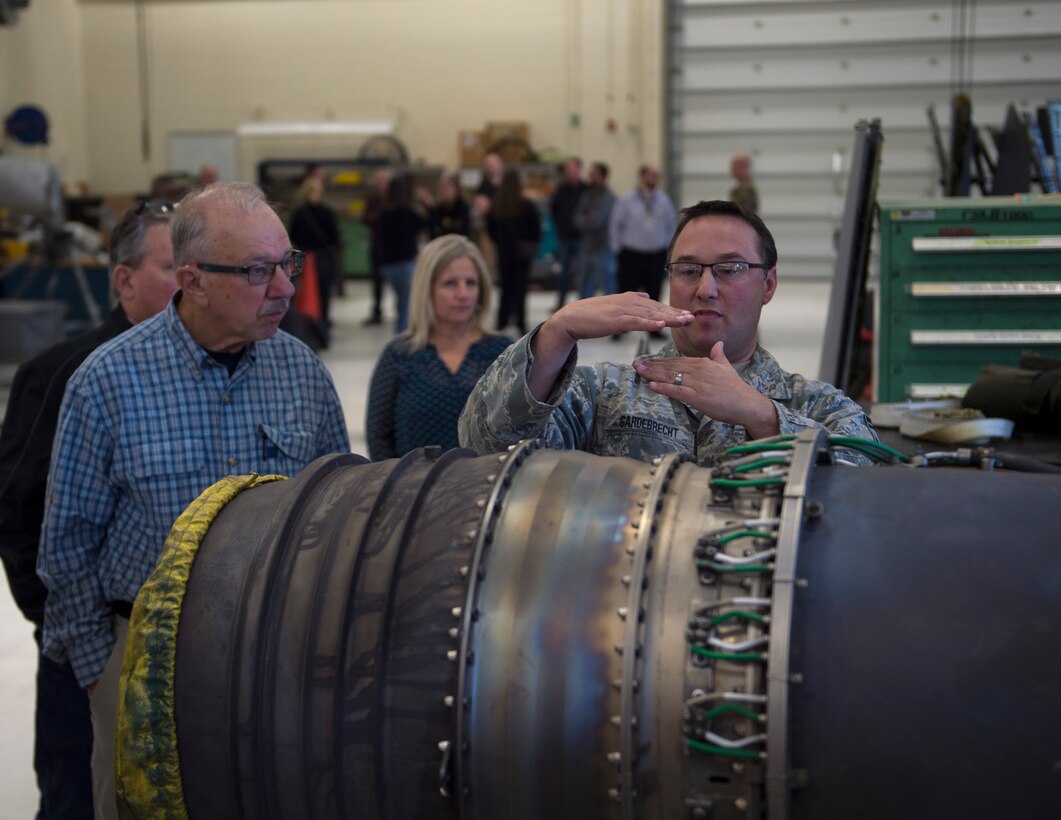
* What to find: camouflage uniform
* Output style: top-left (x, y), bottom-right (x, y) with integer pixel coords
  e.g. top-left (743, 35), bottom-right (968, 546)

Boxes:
top-left (458, 330), bottom-right (878, 466)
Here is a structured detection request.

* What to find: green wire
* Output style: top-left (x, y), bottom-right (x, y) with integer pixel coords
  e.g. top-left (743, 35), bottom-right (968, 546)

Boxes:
top-left (725, 441), bottom-right (795, 455)
top-left (732, 458), bottom-right (789, 473)
top-left (708, 610), bottom-right (766, 626)
top-left (687, 738), bottom-right (764, 759)
top-left (711, 477), bottom-right (784, 488)
top-left (829, 436), bottom-right (911, 463)
top-left (702, 704), bottom-right (765, 722)
top-left (695, 561), bottom-right (772, 573)
top-left (690, 646), bottom-right (766, 662)
top-left (717, 529), bottom-right (777, 545)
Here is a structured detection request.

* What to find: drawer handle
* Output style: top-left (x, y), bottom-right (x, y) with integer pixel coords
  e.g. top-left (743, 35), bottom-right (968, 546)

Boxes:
top-left (910, 330), bottom-right (1061, 345)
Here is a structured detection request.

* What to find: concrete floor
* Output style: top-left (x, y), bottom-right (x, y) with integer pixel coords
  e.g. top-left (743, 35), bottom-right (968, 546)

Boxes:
top-left (0, 276), bottom-right (831, 816)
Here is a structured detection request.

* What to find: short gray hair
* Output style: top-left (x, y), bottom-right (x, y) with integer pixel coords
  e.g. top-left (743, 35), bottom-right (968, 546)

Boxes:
top-left (109, 201), bottom-right (173, 270)
top-left (171, 182), bottom-right (271, 267)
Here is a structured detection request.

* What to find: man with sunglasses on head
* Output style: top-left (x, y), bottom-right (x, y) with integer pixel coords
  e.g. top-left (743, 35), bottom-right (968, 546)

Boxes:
top-left (37, 182), bottom-right (349, 820)
top-left (0, 198), bottom-right (178, 820)
top-left (460, 199), bottom-right (876, 465)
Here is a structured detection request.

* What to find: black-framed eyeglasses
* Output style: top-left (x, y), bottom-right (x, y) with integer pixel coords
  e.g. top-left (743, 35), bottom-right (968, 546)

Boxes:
top-left (664, 260), bottom-right (769, 286)
top-left (133, 199), bottom-right (176, 218)
top-left (195, 250), bottom-right (305, 286)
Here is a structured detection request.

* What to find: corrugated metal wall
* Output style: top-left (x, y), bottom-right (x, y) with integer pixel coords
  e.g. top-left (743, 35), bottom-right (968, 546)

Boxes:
top-left (666, 0), bottom-right (1061, 278)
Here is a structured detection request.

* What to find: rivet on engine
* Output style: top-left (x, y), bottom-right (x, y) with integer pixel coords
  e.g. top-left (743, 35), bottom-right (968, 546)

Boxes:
top-left (612, 678), bottom-right (623, 691)
top-left (607, 751), bottom-right (622, 764)
top-left (448, 627), bottom-right (460, 639)
top-left (475, 499), bottom-right (486, 509)
top-left (486, 474), bottom-right (496, 482)
top-left (626, 545), bottom-right (636, 555)
top-left (611, 715), bottom-right (622, 727)
top-left (732, 761), bottom-right (745, 773)
top-left (447, 650), bottom-right (459, 662)
top-left (652, 456), bottom-right (663, 466)
top-left (790, 672), bottom-right (803, 684)
top-left (438, 740), bottom-right (450, 752)
top-left (614, 645), bottom-right (624, 656)
top-left (443, 695), bottom-right (454, 707)
top-left (631, 679), bottom-right (641, 692)
top-left (621, 575), bottom-right (632, 586)
top-left (608, 787), bottom-right (620, 801)
top-left (617, 607), bottom-right (628, 620)
top-left (735, 797), bottom-right (749, 811)
top-left (451, 607), bottom-right (462, 619)
top-left (796, 578), bottom-right (809, 589)
top-left (458, 565), bottom-right (469, 578)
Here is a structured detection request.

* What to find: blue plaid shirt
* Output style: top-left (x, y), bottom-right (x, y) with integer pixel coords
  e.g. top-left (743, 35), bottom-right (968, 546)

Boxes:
top-left (38, 298), bottom-right (350, 685)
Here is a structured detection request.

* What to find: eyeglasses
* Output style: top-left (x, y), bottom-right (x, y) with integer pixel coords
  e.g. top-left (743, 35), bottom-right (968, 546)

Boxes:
top-left (664, 260), bottom-right (769, 286)
top-left (133, 199), bottom-right (176, 218)
top-left (195, 250), bottom-right (305, 285)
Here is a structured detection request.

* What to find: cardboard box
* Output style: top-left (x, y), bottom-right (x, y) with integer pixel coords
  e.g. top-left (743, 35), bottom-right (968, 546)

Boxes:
top-left (458, 130), bottom-right (485, 168)
top-left (483, 120), bottom-right (530, 151)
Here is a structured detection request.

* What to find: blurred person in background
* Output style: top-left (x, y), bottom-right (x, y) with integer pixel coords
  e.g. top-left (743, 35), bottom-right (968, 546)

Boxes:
top-left (361, 167), bottom-right (391, 326)
top-left (0, 200), bottom-right (179, 820)
top-left (550, 156), bottom-right (585, 311)
top-left (574, 161), bottom-right (617, 299)
top-left (288, 174), bottom-right (341, 329)
top-left (473, 151), bottom-right (504, 217)
top-left (728, 153), bottom-right (759, 214)
top-left (486, 169), bottom-right (541, 337)
top-left (378, 173), bottom-right (429, 333)
top-left (427, 172), bottom-right (471, 239)
top-left (365, 234), bottom-right (512, 460)
top-left (197, 163), bottom-right (220, 187)
top-left (609, 163), bottom-right (677, 338)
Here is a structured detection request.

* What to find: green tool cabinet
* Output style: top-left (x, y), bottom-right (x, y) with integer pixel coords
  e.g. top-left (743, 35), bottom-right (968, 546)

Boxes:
top-left (876, 198), bottom-right (1061, 402)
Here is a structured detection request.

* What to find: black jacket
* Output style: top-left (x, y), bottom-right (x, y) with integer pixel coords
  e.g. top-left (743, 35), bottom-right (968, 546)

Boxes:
top-left (550, 181), bottom-right (586, 239)
top-left (0, 307), bottom-right (132, 625)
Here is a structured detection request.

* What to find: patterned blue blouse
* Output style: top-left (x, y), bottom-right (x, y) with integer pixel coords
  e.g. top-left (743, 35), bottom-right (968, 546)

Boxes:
top-left (366, 333), bottom-right (513, 460)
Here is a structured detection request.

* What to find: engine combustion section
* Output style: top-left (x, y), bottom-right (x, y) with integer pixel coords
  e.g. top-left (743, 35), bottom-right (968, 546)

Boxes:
top-left (117, 430), bottom-right (1061, 819)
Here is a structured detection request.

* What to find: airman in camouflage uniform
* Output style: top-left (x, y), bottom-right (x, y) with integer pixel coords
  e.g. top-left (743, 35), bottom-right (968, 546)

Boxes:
top-left (458, 334), bottom-right (875, 465)
top-left (459, 199), bottom-right (877, 466)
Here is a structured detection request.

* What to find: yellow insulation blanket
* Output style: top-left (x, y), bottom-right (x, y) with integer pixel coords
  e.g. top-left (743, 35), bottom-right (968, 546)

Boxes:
top-left (115, 472), bottom-right (286, 820)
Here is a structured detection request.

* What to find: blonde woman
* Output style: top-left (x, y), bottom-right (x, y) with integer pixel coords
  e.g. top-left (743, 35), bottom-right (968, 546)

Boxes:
top-left (365, 234), bottom-right (513, 460)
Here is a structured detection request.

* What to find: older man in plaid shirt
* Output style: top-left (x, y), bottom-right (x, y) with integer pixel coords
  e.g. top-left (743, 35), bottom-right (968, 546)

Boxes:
top-left (37, 182), bottom-right (349, 819)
